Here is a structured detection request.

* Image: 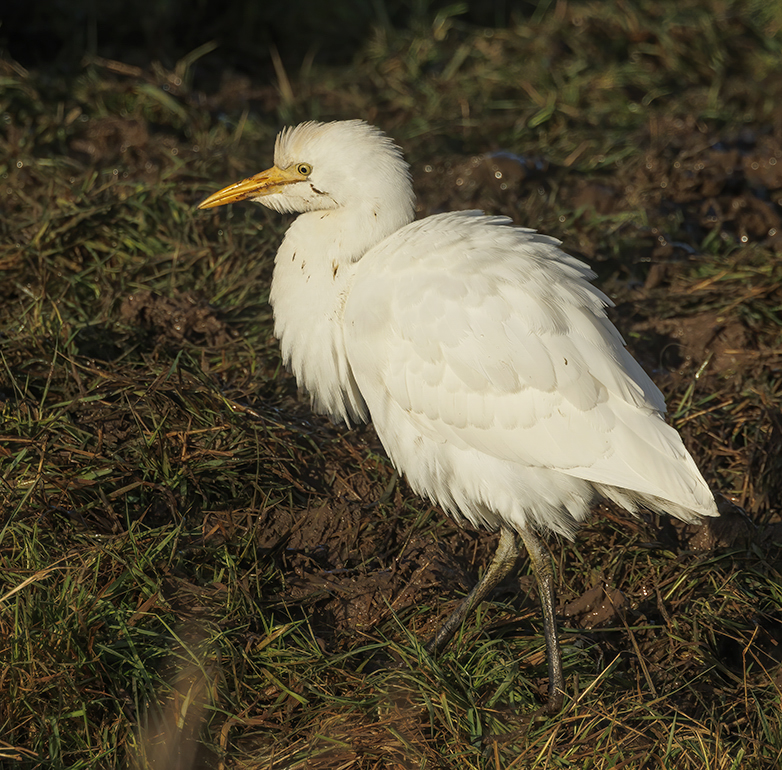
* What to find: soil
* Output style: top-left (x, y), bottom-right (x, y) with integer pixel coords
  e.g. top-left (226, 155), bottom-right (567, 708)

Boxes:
top-left (119, 291), bottom-right (237, 348)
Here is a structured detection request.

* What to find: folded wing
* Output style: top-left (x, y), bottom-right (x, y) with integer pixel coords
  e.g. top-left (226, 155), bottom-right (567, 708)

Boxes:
top-left (344, 211), bottom-right (716, 520)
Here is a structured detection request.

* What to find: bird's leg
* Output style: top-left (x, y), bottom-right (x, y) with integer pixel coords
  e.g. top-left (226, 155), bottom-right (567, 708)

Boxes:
top-left (427, 526), bottom-right (519, 655)
top-left (518, 527), bottom-right (564, 714)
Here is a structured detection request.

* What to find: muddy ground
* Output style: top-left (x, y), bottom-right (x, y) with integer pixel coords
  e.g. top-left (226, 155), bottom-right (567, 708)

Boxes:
top-left (2, 6), bottom-right (782, 767)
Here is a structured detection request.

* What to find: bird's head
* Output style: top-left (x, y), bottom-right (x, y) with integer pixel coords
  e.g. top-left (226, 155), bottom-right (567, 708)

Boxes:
top-left (198, 120), bottom-right (415, 223)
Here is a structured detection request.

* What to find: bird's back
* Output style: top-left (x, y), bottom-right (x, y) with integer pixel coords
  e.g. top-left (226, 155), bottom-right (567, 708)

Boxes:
top-left (344, 211), bottom-right (718, 536)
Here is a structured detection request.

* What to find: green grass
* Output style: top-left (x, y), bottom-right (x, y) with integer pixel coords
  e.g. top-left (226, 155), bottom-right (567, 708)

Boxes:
top-left (2, 1), bottom-right (782, 767)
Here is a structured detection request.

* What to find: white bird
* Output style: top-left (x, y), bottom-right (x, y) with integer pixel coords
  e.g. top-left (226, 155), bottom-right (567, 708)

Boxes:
top-left (199, 119), bottom-right (719, 713)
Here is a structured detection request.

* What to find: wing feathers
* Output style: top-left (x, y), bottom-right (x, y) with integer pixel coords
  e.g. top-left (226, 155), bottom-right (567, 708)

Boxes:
top-left (345, 211), bottom-right (715, 519)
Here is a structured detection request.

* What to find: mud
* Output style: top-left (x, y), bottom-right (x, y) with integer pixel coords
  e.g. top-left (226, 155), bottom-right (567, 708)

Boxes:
top-left (119, 290), bottom-right (237, 348)
top-left (417, 115), bottom-right (782, 257)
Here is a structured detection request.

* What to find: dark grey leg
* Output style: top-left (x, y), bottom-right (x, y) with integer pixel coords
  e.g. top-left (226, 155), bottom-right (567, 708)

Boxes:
top-left (427, 526), bottom-right (519, 655)
top-left (427, 524), bottom-right (565, 714)
top-left (518, 527), bottom-right (564, 714)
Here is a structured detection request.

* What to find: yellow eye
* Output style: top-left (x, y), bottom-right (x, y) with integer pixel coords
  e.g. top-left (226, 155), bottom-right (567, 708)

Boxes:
top-left (296, 163), bottom-right (312, 176)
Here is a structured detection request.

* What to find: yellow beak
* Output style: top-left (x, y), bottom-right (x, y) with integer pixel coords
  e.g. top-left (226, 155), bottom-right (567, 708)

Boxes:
top-left (198, 165), bottom-right (304, 209)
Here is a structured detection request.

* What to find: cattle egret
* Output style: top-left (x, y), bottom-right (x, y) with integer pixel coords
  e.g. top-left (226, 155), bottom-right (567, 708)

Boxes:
top-left (199, 119), bottom-right (719, 714)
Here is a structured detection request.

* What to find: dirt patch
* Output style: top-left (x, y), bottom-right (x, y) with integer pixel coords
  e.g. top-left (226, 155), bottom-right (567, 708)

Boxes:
top-left (628, 310), bottom-right (751, 377)
top-left (252, 495), bottom-right (485, 647)
top-left (563, 584), bottom-right (628, 629)
top-left (685, 496), bottom-right (755, 550)
top-left (632, 118), bottom-right (782, 251)
top-left (416, 115), bottom-right (782, 271)
top-left (119, 290), bottom-right (237, 348)
top-left (414, 150), bottom-right (551, 218)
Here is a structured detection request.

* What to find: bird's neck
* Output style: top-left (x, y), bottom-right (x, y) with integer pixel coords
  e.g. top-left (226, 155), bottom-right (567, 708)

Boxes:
top-left (269, 202), bottom-right (411, 424)
top-left (314, 196), bottom-right (415, 262)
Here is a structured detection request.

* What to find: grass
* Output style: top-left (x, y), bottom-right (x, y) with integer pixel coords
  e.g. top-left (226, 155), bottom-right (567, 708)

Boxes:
top-left (2, 1), bottom-right (782, 767)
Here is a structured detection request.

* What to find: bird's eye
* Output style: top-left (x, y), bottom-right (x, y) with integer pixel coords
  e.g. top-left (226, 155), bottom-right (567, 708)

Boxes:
top-left (296, 163), bottom-right (312, 176)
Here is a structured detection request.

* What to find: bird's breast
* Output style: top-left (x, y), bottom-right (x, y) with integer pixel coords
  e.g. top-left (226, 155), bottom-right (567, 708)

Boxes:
top-left (269, 227), bottom-right (367, 425)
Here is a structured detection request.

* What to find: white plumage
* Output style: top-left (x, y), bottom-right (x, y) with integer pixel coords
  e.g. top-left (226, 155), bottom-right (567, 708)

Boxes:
top-left (199, 119), bottom-right (719, 713)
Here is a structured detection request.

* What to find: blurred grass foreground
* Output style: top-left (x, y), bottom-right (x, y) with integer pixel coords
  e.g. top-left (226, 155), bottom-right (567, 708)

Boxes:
top-left (1, 1), bottom-right (782, 768)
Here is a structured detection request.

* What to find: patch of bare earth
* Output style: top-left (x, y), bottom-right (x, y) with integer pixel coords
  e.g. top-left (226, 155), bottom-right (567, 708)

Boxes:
top-left (119, 291), bottom-right (237, 348)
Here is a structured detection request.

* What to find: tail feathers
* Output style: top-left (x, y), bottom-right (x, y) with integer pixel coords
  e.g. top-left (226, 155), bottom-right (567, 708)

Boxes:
top-left (597, 483), bottom-right (719, 524)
